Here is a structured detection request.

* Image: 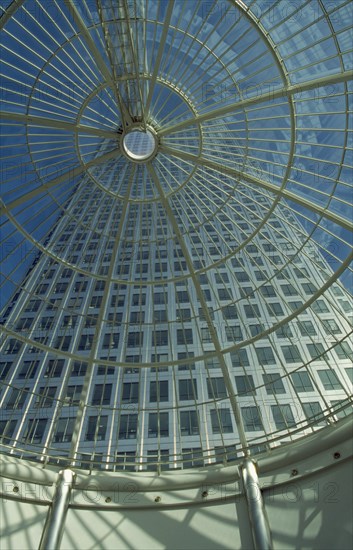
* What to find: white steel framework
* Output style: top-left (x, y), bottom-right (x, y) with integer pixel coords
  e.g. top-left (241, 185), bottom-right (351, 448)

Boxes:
top-left (0, 0), bottom-right (352, 475)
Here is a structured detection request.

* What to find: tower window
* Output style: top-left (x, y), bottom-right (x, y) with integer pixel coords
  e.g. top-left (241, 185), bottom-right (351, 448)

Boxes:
top-left (318, 370), bottom-right (343, 391)
top-left (85, 416), bottom-right (108, 441)
top-left (225, 326), bottom-right (243, 341)
top-left (6, 387), bottom-right (29, 410)
top-left (244, 304), bottom-right (260, 318)
top-left (150, 381), bottom-right (168, 402)
top-left (241, 406), bottom-right (263, 432)
top-left (201, 327), bottom-right (212, 343)
top-left (18, 360), bottom-right (39, 379)
top-left (307, 343), bottom-right (326, 361)
top-left (22, 419), bottom-right (47, 444)
top-left (297, 320), bottom-right (317, 337)
top-left (0, 420), bottom-right (17, 443)
top-left (119, 414), bottom-right (138, 439)
top-left (322, 319), bottom-right (341, 335)
top-left (260, 285), bottom-right (276, 297)
top-left (255, 347), bottom-right (276, 365)
top-left (71, 361), bottom-right (88, 377)
top-left (210, 408), bottom-right (233, 434)
top-left (281, 345), bottom-right (303, 364)
top-left (230, 350), bottom-right (249, 367)
top-left (0, 362), bottom-right (12, 380)
top-left (152, 330), bottom-right (168, 346)
top-left (271, 405), bottom-right (296, 430)
top-left (35, 387), bottom-right (56, 408)
top-left (218, 288), bottom-right (232, 300)
top-left (102, 333), bottom-right (120, 349)
top-left (281, 284), bottom-right (298, 296)
top-left (182, 448), bottom-right (203, 468)
top-left (291, 372), bottom-right (314, 392)
top-left (4, 339), bottom-right (22, 355)
top-left (122, 382), bottom-right (139, 403)
top-left (207, 377), bottom-right (228, 399)
top-left (92, 384), bottom-right (112, 406)
top-left (54, 417), bottom-right (75, 443)
top-left (148, 412), bottom-right (169, 437)
top-left (302, 402), bottom-right (326, 425)
top-left (312, 300), bottom-right (329, 313)
top-left (78, 334), bottom-right (94, 351)
top-left (127, 332), bottom-right (143, 347)
top-left (65, 385), bottom-right (83, 406)
top-left (263, 374), bottom-right (286, 395)
top-left (177, 329), bottom-right (193, 345)
top-left (334, 342), bottom-right (353, 361)
top-left (267, 303), bottom-right (284, 316)
top-left (180, 411), bottom-right (199, 435)
top-left (179, 379), bottom-right (198, 401)
top-left (235, 375), bottom-right (255, 396)
top-left (221, 305), bottom-right (238, 320)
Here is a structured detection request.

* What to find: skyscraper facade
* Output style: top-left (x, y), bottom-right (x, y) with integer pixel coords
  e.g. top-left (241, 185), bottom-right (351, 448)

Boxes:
top-left (1, 169), bottom-right (352, 471)
top-left (0, 0), bottom-right (352, 474)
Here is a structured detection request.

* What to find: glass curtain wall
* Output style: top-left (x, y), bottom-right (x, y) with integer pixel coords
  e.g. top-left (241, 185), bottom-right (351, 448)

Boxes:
top-left (0, 0), bottom-right (352, 471)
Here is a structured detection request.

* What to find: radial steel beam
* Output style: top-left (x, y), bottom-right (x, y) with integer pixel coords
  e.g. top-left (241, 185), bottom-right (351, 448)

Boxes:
top-left (144, 0), bottom-right (175, 115)
top-left (68, 164), bottom-right (137, 464)
top-left (0, 0), bottom-right (26, 29)
top-left (64, 0), bottom-right (133, 127)
top-left (147, 161), bottom-right (250, 453)
top-left (241, 459), bottom-right (272, 550)
top-left (3, 148), bottom-right (119, 211)
top-left (159, 70), bottom-right (353, 137)
top-left (0, 111), bottom-right (118, 138)
top-left (39, 469), bottom-right (75, 550)
top-left (120, 0), bottom-right (146, 125)
top-left (159, 145), bottom-right (353, 233)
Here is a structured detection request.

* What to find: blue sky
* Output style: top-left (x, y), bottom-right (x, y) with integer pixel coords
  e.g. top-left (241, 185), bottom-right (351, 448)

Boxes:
top-left (1, 0), bottom-right (352, 311)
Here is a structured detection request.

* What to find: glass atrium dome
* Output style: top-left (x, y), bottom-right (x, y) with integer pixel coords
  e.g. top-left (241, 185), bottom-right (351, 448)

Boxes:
top-left (0, 0), bottom-right (352, 474)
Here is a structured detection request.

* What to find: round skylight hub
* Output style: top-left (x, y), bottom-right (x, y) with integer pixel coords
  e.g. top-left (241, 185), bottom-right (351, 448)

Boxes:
top-left (123, 129), bottom-right (156, 162)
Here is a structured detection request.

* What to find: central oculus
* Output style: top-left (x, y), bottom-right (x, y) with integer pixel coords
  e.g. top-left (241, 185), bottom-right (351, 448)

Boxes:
top-left (123, 129), bottom-right (156, 162)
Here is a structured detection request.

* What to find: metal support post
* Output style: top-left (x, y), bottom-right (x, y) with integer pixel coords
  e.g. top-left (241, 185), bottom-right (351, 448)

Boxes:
top-left (39, 469), bottom-right (75, 550)
top-left (241, 458), bottom-right (272, 550)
